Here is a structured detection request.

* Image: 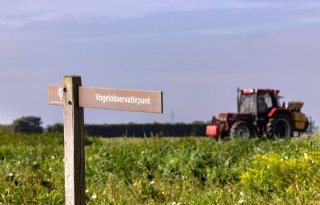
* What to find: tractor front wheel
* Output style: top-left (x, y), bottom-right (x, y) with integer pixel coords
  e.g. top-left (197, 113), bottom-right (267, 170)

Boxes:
top-left (267, 113), bottom-right (293, 139)
top-left (230, 121), bottom-right (253, 138)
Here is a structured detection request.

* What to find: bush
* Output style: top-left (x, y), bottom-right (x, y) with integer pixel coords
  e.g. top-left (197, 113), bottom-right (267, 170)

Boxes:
top-left (10, 116), bottom-right (43, 134)
top-left (241, 151), bottom-right (320, 198)
top-left (46, 123), bottom-right (63, 133)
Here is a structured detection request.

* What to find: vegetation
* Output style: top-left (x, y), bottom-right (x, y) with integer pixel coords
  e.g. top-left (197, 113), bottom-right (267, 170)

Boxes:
top-left (83, 122), bottom-right (206, 137)
top-left (6, 116), bottom-right (206, 136)
top-left (0, 133), bottom-right (320, 204)
top-left (40, 122), bottom-right (207, 137)
top-left (0, 124), bottom-right (9, 133)
top-left (10, 116), bottom-right (43, 134)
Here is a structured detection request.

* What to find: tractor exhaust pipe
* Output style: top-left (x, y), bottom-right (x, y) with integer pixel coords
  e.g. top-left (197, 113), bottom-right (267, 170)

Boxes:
top-left (237, 87), bottom-right (240, 112)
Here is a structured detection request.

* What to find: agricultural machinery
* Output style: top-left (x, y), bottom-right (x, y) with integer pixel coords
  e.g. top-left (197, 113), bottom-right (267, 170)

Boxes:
top-left (206, 89), bottom-right (310, 139)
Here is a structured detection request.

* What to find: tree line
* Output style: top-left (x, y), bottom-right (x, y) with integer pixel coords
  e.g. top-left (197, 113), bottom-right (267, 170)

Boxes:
top-left (0, 116), bottom-right (207, 137)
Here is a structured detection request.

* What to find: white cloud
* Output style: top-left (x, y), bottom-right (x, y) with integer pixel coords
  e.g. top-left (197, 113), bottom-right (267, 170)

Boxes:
top-left (0, 0), bottom-right (284, 28)
top-left (0, 0), bottom-right (319, 39)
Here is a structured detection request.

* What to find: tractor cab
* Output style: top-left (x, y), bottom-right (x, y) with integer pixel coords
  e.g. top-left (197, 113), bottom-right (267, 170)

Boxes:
top-left (238, 89), bottom-right (281, 122)
top-left (236, 89), bottom-right (282, 133)
top-left (238, 89), bottom-right (280, 114)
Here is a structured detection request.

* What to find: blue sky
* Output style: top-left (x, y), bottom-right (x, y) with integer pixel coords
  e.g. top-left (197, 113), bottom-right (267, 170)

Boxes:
top-left (1, 0), bottom-right (320, 125)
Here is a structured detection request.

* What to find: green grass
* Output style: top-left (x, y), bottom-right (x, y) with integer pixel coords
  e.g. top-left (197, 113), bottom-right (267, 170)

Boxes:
top-left (0, 133), bottom-right (320, 204)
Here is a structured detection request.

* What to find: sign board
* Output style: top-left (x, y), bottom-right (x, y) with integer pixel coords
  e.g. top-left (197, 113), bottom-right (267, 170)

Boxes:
top-left (48, 84), bottom-right (64, 105)
top-left (48, 84), bottom-right (163, 113)
top-left (49, 76), bottom-right (163, 205)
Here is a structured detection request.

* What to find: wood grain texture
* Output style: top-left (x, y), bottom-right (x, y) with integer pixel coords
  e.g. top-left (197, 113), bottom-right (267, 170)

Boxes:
top-left (63, 76), bottom-right (85, 205)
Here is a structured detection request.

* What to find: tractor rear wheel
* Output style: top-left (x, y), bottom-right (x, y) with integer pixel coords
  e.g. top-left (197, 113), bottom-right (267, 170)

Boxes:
top-left (230, 121), bottom-right (253, 138)
top-left (267, 113), bottom-right (293, 139)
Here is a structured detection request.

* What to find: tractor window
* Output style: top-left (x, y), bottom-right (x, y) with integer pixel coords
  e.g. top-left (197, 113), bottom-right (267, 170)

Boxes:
top-left (258, 94), bottom-right (272, 113)
top-left (261, 94), bottom-right (273, 108)
top-left (239, 94), bottom-right (257, 113)
top-left (277, 97), bottom-right (285, 108)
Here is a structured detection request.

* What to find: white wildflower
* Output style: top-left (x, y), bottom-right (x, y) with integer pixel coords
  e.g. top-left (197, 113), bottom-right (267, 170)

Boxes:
top-left (8, 173), bottom-right (13, 177)
top-left (150, 180), bottom-right (155, 185)
top-left (51, 156), bottom-right (55, 160)
top-left (91, 194), bottom-right (97, 199)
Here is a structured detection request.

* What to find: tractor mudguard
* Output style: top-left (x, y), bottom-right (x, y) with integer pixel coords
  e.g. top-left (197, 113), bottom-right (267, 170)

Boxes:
top-left (268, 108), bottom-right (291, 118)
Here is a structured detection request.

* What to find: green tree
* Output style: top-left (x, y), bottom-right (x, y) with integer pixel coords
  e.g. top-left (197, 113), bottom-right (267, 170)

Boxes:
top-left (11, 116), bottom-right (43, 134)
top-left (191, 121), bottom-right (206, 125)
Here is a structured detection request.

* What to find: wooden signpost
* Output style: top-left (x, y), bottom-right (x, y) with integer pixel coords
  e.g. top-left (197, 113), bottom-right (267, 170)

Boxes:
top-left (48, 76), bottom-right (163, 205)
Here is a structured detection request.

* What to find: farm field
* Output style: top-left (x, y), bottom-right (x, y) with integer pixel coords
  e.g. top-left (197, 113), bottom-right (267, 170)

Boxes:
top-left (0, 133), bottom-right (320, 204)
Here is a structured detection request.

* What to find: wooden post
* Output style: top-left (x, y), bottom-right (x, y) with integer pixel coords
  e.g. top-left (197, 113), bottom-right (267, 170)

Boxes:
top-left (63, 76), bottom-right (85, 205)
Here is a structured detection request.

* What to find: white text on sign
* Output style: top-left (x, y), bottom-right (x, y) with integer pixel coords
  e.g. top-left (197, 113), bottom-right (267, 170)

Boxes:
top-left (95, 93), bottom-right (151, 106)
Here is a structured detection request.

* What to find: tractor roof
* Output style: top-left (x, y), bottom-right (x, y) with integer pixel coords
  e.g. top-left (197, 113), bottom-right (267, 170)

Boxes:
top-left (241, 89), bottom-right (280, 95)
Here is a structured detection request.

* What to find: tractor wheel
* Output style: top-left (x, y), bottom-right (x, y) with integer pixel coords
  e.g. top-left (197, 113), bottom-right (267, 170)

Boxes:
top-left (230, 121), bottom-right (253, 138)
top-left (266, 113), bottom-right (293, 139)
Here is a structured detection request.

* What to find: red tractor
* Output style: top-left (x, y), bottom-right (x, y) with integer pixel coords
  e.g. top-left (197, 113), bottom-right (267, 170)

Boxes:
top-left (206, 89), bottom-right (309, 139)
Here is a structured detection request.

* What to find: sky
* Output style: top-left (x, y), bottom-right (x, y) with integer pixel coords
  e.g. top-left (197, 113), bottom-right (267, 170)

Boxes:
top-left (0, 0), bottom-right (320, 126)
